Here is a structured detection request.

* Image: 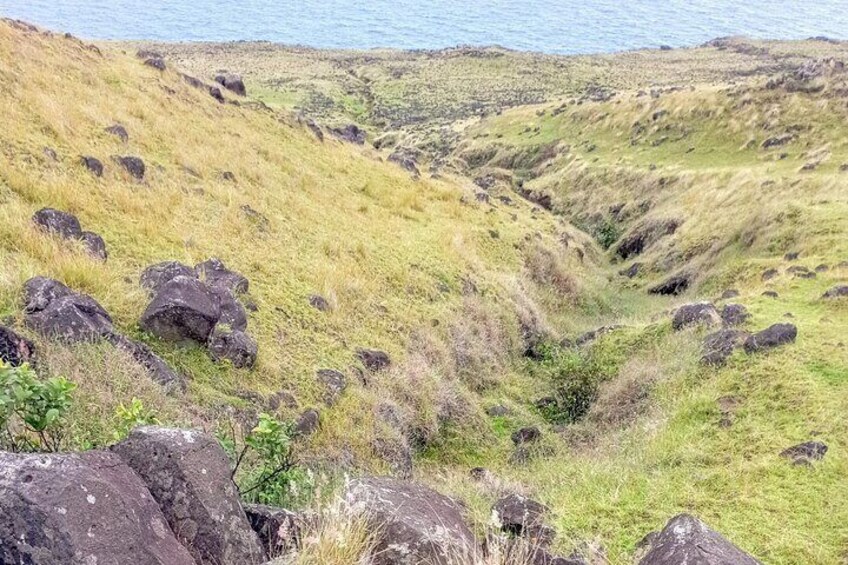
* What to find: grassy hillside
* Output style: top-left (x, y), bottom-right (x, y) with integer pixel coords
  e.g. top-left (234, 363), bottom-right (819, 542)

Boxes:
top-left (2, 19), bottom-right (848, 564)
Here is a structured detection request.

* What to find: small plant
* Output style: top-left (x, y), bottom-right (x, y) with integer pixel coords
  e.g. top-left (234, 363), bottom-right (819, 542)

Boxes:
top-left (594, 216), bottom-right (621, 249)
top-left (0, 362), bottom-right (76, 452)
top-left (113, 397), bottom-right (160, 441)
top-left (225, 413), bottom-right (314, 507)
top-left (529, 346), bottom-right (607, 425)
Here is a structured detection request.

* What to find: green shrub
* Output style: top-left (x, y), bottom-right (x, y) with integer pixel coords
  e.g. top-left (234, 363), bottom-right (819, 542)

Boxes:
top-left (0, 362), bottom-right (76, 452)
top-left (594, 217), bottom-right (621, 250)
top-left (113, 397), bottom-right (160, 441)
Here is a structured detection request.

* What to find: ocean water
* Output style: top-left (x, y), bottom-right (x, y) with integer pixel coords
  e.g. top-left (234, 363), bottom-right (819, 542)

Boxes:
top-left (1, 0), bottom-right (847, 54)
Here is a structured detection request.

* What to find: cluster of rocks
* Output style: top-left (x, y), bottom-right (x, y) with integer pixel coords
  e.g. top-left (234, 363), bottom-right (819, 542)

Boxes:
top-left (140, 258), bottom-right (258, 368)
top-left (32, 207), bottom-right (107, 261)
top-left (17, 276), bottom-right (185, 391)
top-left (80, 152), bottom-right (146, 180)
top-left (671, 300), bottom-right (797, 366)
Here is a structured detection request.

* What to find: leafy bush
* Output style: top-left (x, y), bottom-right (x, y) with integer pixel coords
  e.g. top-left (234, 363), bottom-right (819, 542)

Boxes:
top-left (529, 346), bottom-right (611, 425)
top-left (113, 397), bottom-right (160, 441)
top-left (223, 413), bottom-right (314, 508)
top-left (0, 362), bottom-right (76, 452)
top-left (594, 217), bottom-right (621, 250)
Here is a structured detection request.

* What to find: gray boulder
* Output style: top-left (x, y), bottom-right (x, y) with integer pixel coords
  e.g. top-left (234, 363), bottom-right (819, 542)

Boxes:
top-left (140, 261), bottom-right (195, 295)
top-left (208, 326), bottom-right (257, 368)
top-left (23, 277), bottom-right (114, 342)
top-left (81, 155), bottom-right (104, 176)
top-left (32, 208), bottom-right (82, 239)
top-left (0, 325), bottom-right (35, 367)
top-left (294, 408), bottom-right (320, 436)
top-left (672, 302), bottom-right (721, 331)
top-left (111, 426), bottom-right (266, 565)
top-left (140, 275), bottom-right (221, 343)
top-left (0, 450), bottom-right (196, 565)
top-left (195, 258), bottom-right (249, 294)
top-left (344, 477), bottom-right (478, 565)
top-left (743, 323), bottom-right (797, 353)
top-left (114, 155), bottom-right (146, 180)
top-left (211, 286), bottom-right (248, 332)
top-left (105, 124), bottom-right (129, 142)
top-left (638, 513), bottom-right (761, 564)
top-left (81, 231), bottom-right (108, 261)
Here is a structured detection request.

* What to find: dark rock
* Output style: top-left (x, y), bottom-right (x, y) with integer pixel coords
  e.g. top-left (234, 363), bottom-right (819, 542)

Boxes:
top-left (357, 347), bottom-right (391, 371)
top-left (761, 268), bottom-right (779, 281)
top-left (105, 124), bottom-right (129, 142)
top-left (0, 450), bottom-right (196, 565)
top-left (0, 326), bottom-right (35, 367)
top-left (32, 207), bottom-right (82, 240)
top-left (648, 274), bottom-right (689, 295)
top-left (80, 231), bottom-right (108, 261)
top-left (244, 504), bottom-right (301, 557)
top-left (511, 426), bottom-right (541, 445)
top-left (23, 277), bottom-right (114, 342)
top-left (267, 390), bottom-right (299, 411)
top-left (469, 467), bottom-right (491, 481)
top-left (720, 289), bottom-right (739, 299)
top-left (486, 404), bottom-right (511, 417)
top-left (761, 134), bottom-right (794, 149)
top-left (214, 73), bottom-right (246, 96)
top-left (330, 124), bottom-right (366, 145)
top-left (814, 263), bottom-right (829, 273)
top-left (701, 329), bottom-right (750, 366)
top-left (823, 285), bottom-right (848, 298)
top-left (211, 286), bottom-right (248, 332)
top-left (81, 155), bottom-right (104, 176)
top-left (620, 262), bottom-right (642, 278)
top-left (344, 477), bottom-right (477, 565)
top-left (638, 513), bottom-right (761, 564)
top-left (317, 369), bottom-right (347, 405)
top-left (615, 219), bottom-right (679, 259)
top-left (794, 270), bottom-right (816, 279)
top-left (309, 294), bottom-right (331, 311)
top-left (720, 303), bottom-right (750, 326)
top-left (140, 261), bottom-right (196, 295)
top-left (140, 275), bottom-right (221, 343)
top-left (106, 334), bottom-right (186, 392)
top-left (208, 86), bottom-right (225, 103)
top-left (195, 257), bottom-right (249, 294)
top-left (672, 302), bottom-right (721, 331)
top-left (144, 57), bottom-right (166, 71)
top-left (207, 326), bottom-right (257, 368)
top-left (784, 251), bottom-right (800, 261)
top-left (743, 323), bottom-right (797, 353)
top-left (492, 493), bottom-right (553, 545)
top-left (779, 441), bottom-right (827, 465)
top-left (294, 409), bottom-right (319, 436)
top-left (388, 151), bottom-right (421, 177)
top-left (762, 290), bottom-right (779, 298)
top-left (575, 324), bottom-right (622, 346)
top-left (114, 155), bottom-right (146, 180)
top-left (221, 171), bottom-right (237, 182)
top-left (112, 427), bottom-right (266, 564)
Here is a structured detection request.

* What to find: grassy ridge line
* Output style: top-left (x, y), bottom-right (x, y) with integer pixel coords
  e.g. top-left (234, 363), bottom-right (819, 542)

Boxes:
top-left (0, 21), bottom-right (604, 462)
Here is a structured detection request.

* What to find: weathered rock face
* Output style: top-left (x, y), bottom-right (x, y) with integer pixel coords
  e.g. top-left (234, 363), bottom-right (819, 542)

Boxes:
top-left (0, 450), bottom-right (196, 565)
top-left (244, 504), bottom-right (301, 557)
top-left (207, 326), bottom-right (258, 368)
top-left (638, 513), bottom-right (761, 564)
top-left (344, 477), bottom-right (478, 565)
top-left (195, 258), bottom-right (249, 294)
top-left (492, 493), bottom-right (554, 545)
top-left (720, 303), bottom-right (750, 326)
top-left (140, 275), bottom-right (221, 343)
top-left (111, 426), bottom-right (266, 565)
top-left (356, 348), bottom-right (391, 371)
top-left (32, 207), bottom-right (83, 239)
top-left (214, 73), bottom-right (247, 96)
top-left (139, 261), bottom-right (195, 295)
top-left (743, 323), bottom-right (797, 353)
top-left (823, 285), bottom-right (848, 298)
top-left (672, 302), bottom-right (721, 331)
top-left (701, 329), bottom-right (750, 366)
top-left (0, 325), bottom-right (35, 367)
top-left (23, 277), bottom-right (114, 342)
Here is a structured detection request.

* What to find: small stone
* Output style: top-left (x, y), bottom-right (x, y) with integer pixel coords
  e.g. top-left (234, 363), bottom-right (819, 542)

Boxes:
top-left (294, 409), bottom-right (319, 436)
top-left (309, 294), bottom-right (331, 311)
top-left (356, 348), bottom-right (391, 371)
top-left (780, 441), bottom-right (827, 465)
top-left (80, 231), bottom-right (108, 261)
top-left (105, 124), bottom-right (128, 142)
top-left (511, 426), bottom-right (541, 445)
top-left (81, 156), bottom-right (104, 176)
top-left (207, 326), bottom-right (257, 368)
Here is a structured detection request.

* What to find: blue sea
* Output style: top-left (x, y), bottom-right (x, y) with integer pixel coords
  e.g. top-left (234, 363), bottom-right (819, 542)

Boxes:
top-left (1, 0), bottom-right (846, 54)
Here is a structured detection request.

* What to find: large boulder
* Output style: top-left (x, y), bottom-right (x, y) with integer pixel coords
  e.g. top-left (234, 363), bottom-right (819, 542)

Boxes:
top-left (344, 477), bottom-right (478, 564)
top-left (195, 258), bottom-right (249, 294)
top-left (0, 450), bottom-right (196, 565)
top-left (638, 513), bottom-right (761, 564)
top-left (207, 326), bottom-right (258, 368)
top-left (743, 323), bottom-right (797, 353)
top-left (140, 261), bottom-right (196, 295)
top-left (112, 426), bottom-right (266, 565)
top-left (32, 208), bottom-right (83, 239)
top-left (23, 277), bottom-right (114, 342)
top-left (140, 275), bottom-right (221, 343)
top-left (0, 325), bottom-right (35, 367)
top-left (672, 302), bottom-right (721, 331)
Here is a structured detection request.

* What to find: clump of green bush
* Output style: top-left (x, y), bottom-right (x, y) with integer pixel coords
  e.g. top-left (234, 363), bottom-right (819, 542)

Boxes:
top-left (0, 362), bottom-right (75, 452)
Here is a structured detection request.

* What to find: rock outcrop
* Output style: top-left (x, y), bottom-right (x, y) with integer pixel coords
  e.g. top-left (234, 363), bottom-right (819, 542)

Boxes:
top-left (23, 276), bottom-right (114, 342)
top-left (672, 302), bottom-right (721, 330)
top-left (0, 450), bottom-right (196, 565)
top-left (344, 477), bottom-right (478, 564)
top-left (112, 426), bottom-right (266, 565)
top-left (823, 285), bottom-right (848, 298)
top-left (638, 513), bottom-right (761, 564)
